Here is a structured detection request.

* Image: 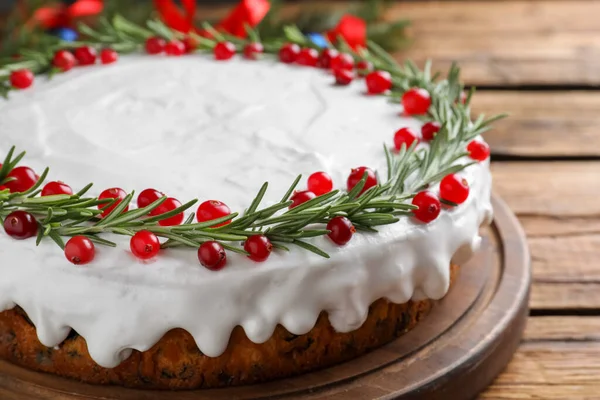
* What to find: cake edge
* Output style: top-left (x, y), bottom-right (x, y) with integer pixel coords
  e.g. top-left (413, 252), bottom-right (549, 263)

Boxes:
top-left (0, 264), bottom-right (459, 390)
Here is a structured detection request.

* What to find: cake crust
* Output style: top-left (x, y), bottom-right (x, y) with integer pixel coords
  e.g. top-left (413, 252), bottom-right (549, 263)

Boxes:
top-left (0, 265), bottom-right (457, 390)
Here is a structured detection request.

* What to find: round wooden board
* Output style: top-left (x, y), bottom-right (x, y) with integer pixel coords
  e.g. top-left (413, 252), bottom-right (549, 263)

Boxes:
top-left (0, 194), bottom-right (530, 400)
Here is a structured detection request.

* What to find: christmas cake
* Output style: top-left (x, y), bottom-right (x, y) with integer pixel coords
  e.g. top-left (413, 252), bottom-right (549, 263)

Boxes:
top-left (0, 16), bottom-right (495, 390)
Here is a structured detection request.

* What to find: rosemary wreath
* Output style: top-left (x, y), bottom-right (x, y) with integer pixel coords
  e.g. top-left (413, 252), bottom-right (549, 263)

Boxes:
top-left (0, 15), bottom-right (504, 259)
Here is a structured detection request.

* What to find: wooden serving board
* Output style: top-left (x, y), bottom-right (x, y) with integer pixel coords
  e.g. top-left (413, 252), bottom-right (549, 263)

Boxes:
top-left (0, 194), bottom-right (530, 400)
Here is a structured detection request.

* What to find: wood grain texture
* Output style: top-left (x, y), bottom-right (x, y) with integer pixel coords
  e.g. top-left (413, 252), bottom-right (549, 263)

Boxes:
top-left (474, 91), bottom-right (600, 157)
top-left (392, 1), bottom-right (600, 85)
top-left (523, 316), bottom-right (600, 341)
top-left (491, 162), bottom-right (600, 217)
top-left (482, 316), bottom-right (600, 398)
top-left (531, 283), bottom-right (600, 310)
top-left (482, 343), bottom-right (600, 399)
top-left (493, 342), bottom-right (600, 385)
top-left (529, 234), bottom-right (600, 282)
top-left (482, 384), bottom-right (600, 400)
top-left (493, 162), bottom-right (600, 310)
top-left (519, 217), bottom-right (600, 238)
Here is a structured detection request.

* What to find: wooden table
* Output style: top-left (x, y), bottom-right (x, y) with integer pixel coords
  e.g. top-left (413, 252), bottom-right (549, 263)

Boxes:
top-left (390, 1), bottom-right (600, 398)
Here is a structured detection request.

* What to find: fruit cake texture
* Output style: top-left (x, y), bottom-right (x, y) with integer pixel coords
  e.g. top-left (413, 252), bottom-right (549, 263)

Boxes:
top-left (0, 265), bottom-right (455, 389)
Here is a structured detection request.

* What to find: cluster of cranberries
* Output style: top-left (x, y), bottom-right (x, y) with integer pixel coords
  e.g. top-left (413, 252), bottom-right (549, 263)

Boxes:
top-left (145, 36), bottom-right (197, 57)
top-left (9, 46), bottom-right (118, 91)
top-left (388, 122), bottom-right (490, 223)
top-left (275, 44), bottom-right (369, 88)
top-left (410, 172), bottom-right (472, 223)
top-left (289, 171), bottom-right (357, 246)
top-left (273, 43), bottom-right (433, 116)
top-left (144, 35), bottom-right (265, 62)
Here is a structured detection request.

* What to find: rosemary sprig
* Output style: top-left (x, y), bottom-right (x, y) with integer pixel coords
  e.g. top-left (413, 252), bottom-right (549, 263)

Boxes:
top-left (0, 14), bottom-right (504, 259)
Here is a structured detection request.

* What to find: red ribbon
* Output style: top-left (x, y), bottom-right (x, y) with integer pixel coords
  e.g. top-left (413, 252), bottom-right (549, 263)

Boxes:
top-left (217, 0), bottom-right (270, 38)
top-left (154, 0), bottom-right (270, 38)
top-left (327, 15), bottom-right (367, 51)
top-left (153, 0), bottom-right (197, 33)
top-left (32, 0), bottom-right (104, 29)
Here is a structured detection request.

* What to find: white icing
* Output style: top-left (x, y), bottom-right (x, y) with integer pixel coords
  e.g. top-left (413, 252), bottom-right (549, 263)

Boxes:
top-left (0, 55), bottom-right (493, 368)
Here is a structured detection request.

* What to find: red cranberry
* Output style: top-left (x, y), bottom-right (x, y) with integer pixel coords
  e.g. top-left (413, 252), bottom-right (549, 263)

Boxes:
top-left (198, 241), bottom-right (227, 270)
top-left (347, 166), bottom-right (378, 196)
top-left (3, 211), bottom-right (38, 239)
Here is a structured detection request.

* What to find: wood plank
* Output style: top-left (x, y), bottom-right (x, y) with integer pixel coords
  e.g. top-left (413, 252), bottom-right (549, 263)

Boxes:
top-left (482, 384), bottom-right (600, 399)
top-left (491, 162), bottom-right (600, 217)
top-left (519, 216), bottom-right (600, 238)
top-left (485, 316), bottom-right (600, 397)
top-left (474, 91), bottom-right (600, 158)
top-left (529, 234), bottom-right (600, 283)
top-left (524, 316), bottom-right (600, 341)
top-left (391, 1), bottom-right (600, 85)
top-left (492, 162), bottom-right (600, 309)
top-left (491, 342), bottom-right (600, 385)
top-left (531, 283), bottom-right (600, 310)
top-left (481, 342), bottom-right (600, 399)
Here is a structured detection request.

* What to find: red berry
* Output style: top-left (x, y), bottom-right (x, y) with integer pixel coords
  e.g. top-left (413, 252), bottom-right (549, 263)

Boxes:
top-left (365, 71), bottom-right (392, 94)
top-left (243, 42), bottom-right (264, 60)
top-left (334, 68), bottom-right (354, 85)
top-left (411, 191), bottom-right (441, 223)
top-left (289, 190), bottom-right (316, 209)
top-left (183, 36), bottom-right (198, 53)
top-left (279, 43), bottom-right (300, 63)
top-left (145, 37), bottom-right (166, 54)
top-left (52, 50), bottom-right (76, 72)
top-left (244, 235), bottom-right (272, 262)
top-left (137, 188), bottom-right (164, 209)
top-left (10, 69), bottom-right (34, 89)
top-left (330, 53), bottom-right (354, 71)
top-left (347, 166), bottom-right (378, 196)
top-left (356, 60), bottom-right (374, 76)
top-left (64, 236), bottom-right (95, 265)
top-left (394, 127), bottom-right (420, 150)
top-left (74, 46), bottom-right (97, 66)
top-left (198, 241), bottom-right (227, 271)
top-left (402, 88), bottom-right (431, 115)
top-left (165, 40), bottom-right (186, 56)
top-left (3, 211), bottom-right (37, 239)
top-left (148, 197), bottom-right (184, 226)
top-left (458, 91), bottom-right (468, 105)
top-left (100, 48), bottom-right (118, 64)
top-left (421, 121), bottom-right (441, 141)
top-left (307, 172), bottom-right (333, 196)
top-left (98, 188), bottom-right (129, 217)
top-left (327, 216), bottom-right (355, 245)
top-left (296, 48), bottom-right (319, 67)
top-left (214, 41), bottom-right (236, 60)
top-left (41, 181), bottom-right (73, 197)
top-left (318, 48), bottom-right (339, 69)
top-left (440, 174), bottom-right (470, 205)
top-left (5, 166), bottom-right (38, 193)
top-left (196, 200), bottom-right (231, 227)
top-left (467, 140), bottom-right (491, 161)
top-left (130, 230), bottom-right (160, 260)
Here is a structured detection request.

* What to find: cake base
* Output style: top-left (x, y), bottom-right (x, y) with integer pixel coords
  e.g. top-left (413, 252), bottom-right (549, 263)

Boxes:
top-left (0, 194), bottom-right (530, 399)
